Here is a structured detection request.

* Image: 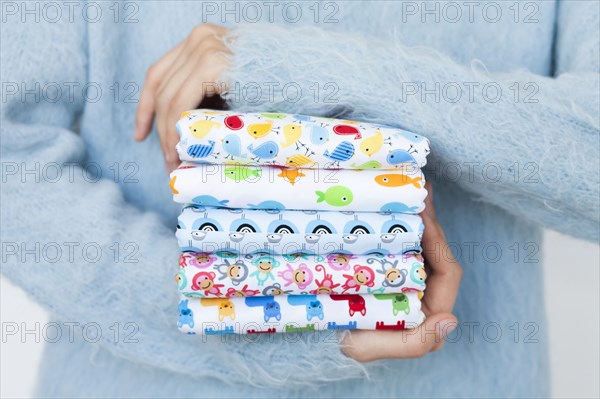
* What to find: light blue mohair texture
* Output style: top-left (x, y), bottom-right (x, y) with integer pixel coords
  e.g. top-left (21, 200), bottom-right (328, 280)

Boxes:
top-left (1, 1), bottom-right (599, 397)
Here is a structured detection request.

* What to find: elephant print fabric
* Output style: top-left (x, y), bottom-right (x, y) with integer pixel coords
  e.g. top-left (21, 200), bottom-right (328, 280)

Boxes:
top-left (169, 162), bottom-right (427, 213)
top-left (175, 109), bottom-right (430, 170)
top-left (177, 291), bottom-right (425, 335)
top-left (177, 251), bottom-right (426, 297)
top-left (175, 205), bottom-right (424, 256)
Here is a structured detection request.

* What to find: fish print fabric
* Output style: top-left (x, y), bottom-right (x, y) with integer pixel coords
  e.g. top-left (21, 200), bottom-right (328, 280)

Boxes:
top-left (169, 163), bottom-right (427, 214)
top-left (177, 291), bottom-right (425, 335)
top-left (175, 109), bottom-right (430, 169)
top-left (176, 251), bottom-right (427, 297)
top-left (176, 205), bottom-right (424, 256)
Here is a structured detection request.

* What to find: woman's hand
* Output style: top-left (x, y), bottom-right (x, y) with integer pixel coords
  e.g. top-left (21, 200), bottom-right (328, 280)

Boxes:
top-left (342, 181), bottom-right (462, 361)
top-left (135, 24), bottom-right (231, 172)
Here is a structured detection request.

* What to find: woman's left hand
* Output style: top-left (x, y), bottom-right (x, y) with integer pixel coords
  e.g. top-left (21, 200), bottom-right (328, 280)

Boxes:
top-left (134, 24), bottom-right (231, 172)
top-left (342, 181), bottom-right (463, 361)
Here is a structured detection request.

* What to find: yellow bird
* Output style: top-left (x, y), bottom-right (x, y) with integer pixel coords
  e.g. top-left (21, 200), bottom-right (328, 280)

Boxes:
top-left (188, 120), bottom-right (221, 139)
top-left (280, 124), bottom-right (302, 148)
top-left (360, 131), bottom-right (384, 157)
top-left (247, 121), bottom-right (273, 139)
top-left (286, 154), bottom-right (316, 168)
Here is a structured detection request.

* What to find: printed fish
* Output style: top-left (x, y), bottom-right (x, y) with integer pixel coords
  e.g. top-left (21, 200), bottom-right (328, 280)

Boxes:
top-left (351, 160), bottom-right (382, 169)
top-left (247, 121), bottom-right (273, 139)
top-left (189, 120), bottom-right (221, 139)
top-left (247, 141), bottom-right (279, 160)
top-left (224, 166), bottom-right (262, 182)
top-left (324, 141), bottom-right (355, 162)
top-left (387, 149), bottom-right (417, 165)
top-left (286, 154), bottom-right (315, 168)
top-left (277, 168), bottom-right (306, 185)
top-left (375, 173), bottom-right (422, 188)
top-left (315, 185), bottom-right (354, 207)
top-left (280, 124), bottom-right (302, 148)
top-left (187, 140), bottom-right (216, 158)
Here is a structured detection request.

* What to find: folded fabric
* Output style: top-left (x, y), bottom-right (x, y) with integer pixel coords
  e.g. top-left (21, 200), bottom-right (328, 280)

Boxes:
top-left (176, 251), bottom-right (426, 297)
top-left (170, 163), bottom-right (427, 213)
top-left (175, 109), bottom-right (430, 169)
top-left (177, 292), bottom-right (425, 334)
top-left (176, 205), bottom-right (424, 256)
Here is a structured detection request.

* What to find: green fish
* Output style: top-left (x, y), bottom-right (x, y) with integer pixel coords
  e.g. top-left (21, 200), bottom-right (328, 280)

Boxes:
top-left (351, 160), bottom-right (382, 169)
top-left (315, 185), bottom-right (354, 207)
top-left (224, 166), bottom-right (261, 182)
top-left (261, 113), bottom-right (287, 119)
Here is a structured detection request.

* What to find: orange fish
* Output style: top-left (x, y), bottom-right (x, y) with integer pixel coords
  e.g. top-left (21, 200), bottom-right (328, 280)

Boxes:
top-left (277, 168), bottom-right (306, 185)
top-left (374, 173), bottom-right (422, 188)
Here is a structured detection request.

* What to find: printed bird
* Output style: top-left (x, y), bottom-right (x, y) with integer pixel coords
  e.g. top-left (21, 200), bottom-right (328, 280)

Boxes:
top-left (224, 115), bottom-right (244, 130)
top-left (224, 166), bottom-right (262, 182)
top-left (247, 121), bottom-right (273, 139)
top-left (324, 141), bottom-right (355, 162)
top-left (387, 149), bottom-right (417, 165)
top-left (187, 140), bottom-right (216, 158)
top-left (277, 168), bottom-right (306, 185)
top-left (247, 141), bottom-right (279, 160)
top-left (286, 154), bottom-right (316, 168)
top-left (280, 124), bottom-right (302, 148)
top-left (188, 120), bottom-right (221, 139)
top-left (360, 131), bottom-right (390, 156)
top-left (374, 173), bottom-right (422, 188)
top-left (333, 124), bottom-right (362, 139)
top-left (222, 134), bottom-right (246, 159)
top-left (309, 124), bottom-right (329, 145)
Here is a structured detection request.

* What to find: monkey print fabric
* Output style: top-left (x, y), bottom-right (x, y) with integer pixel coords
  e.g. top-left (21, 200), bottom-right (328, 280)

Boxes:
top-left (176, 205), bottom-right (424, 256)
top-left (177, 292), bottom-right (425, 335)
top-left (175, 110), bottom-right (430, 170)
top-left (170, 163), bottom-right (427, 214)
top-left (176, 251), bottom-right (427, 297)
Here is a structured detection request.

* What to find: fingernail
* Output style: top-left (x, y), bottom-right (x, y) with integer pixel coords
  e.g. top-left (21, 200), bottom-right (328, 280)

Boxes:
top-left (438, 319), bottom-right (457, 337)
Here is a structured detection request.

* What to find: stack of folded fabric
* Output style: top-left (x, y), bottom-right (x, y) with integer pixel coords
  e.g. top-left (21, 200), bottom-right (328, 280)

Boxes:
top-left (170, 110), bottom-right (431, 335)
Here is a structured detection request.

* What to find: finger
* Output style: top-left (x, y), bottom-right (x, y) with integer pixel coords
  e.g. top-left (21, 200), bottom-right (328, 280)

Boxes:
top-left (160, 24), bottom-right (228, 92)
top-left (135, 39), bottom-right (186, 141)
top-left (163, 54), bottom-right (230, 171)
top-left (154, 55), bottom-right (204, 171)
top-left (420, 183), bottom-right (463, 315)
top-left (342, 313), bottom-right (458, 362)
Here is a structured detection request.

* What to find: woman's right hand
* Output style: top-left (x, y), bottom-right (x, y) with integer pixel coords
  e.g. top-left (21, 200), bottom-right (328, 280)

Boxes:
top-left (134, 23), bottom-right (231, 172)
top-left (342, 181), bottom-right (463, 361)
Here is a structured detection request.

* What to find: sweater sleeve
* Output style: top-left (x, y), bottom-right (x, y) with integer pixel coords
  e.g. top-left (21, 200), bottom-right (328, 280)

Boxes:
top-left (222, 1), bottom-right (600, 242)
top-left (0, 13), bottom-right (367, 388)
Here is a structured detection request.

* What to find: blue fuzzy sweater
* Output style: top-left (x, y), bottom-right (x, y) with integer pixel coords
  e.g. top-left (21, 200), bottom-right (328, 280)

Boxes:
top-left (1, 1), bottom-right (599, 397)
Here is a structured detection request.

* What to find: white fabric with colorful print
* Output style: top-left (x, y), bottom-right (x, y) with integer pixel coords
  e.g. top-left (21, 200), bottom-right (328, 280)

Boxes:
top-left (177, 291), bottom-right (425, 335)
top-left (176, 251), bottom-right (427, 297)
top-left (169, 162), bottom-right (427, 213)
top-left (176, 205), bottom-right (423, 256)
top-left (175, 110), bottom-right (430, 170)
